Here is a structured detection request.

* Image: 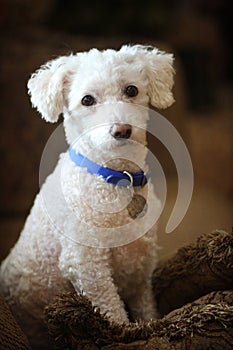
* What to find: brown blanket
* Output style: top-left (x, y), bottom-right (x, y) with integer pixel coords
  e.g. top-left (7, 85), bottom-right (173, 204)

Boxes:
top-left (44, 229), bottom-right (233, 349)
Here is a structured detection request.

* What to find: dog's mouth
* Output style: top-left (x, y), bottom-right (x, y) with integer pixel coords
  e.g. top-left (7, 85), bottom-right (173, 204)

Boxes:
top-left (112, 138), bottom-right (131, 148)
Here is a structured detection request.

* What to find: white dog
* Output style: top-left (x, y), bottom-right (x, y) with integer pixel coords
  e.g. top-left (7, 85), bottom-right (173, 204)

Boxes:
top-left (0, 44), bottom-right (174, 348)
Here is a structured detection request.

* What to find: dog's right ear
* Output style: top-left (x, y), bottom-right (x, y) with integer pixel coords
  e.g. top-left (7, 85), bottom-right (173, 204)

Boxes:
top-left (27, 56), bottom-right (72, 123)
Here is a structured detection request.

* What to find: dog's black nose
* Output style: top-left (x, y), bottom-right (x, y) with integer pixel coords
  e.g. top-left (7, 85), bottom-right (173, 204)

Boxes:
top-left (110, 124), bottom-right (132, 139)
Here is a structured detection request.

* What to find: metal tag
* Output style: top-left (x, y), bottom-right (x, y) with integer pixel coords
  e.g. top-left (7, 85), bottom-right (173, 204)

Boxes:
top-left (127, 194), bottom-right (147, 219)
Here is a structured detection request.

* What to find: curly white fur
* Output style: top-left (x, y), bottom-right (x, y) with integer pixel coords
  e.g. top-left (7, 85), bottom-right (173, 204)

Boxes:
top-left (0, 44), bottom-right (174, 348)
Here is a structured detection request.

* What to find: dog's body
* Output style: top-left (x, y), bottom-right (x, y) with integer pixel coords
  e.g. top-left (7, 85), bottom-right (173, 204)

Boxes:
top-left (0, 45), bottom-right (174, 348)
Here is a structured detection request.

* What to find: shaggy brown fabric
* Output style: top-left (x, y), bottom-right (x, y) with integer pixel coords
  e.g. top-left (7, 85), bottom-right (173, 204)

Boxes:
top-left (45, 290), bottom-right (233, 349)
top-left (0, 293), bottom-right (31, 350)
top-left (44, 229), bottom-right (233, 350)
top-left (153, 229), bottom-right (233, 315)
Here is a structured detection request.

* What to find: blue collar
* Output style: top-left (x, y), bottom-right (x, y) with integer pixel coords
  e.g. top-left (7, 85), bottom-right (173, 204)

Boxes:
top-left (68, 147), bottom-right (150, 187)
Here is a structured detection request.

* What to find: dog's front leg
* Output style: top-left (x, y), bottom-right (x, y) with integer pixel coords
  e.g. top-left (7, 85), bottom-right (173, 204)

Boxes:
top-left (127, 281), bottom-right (159, 321)
top-left (59, 242), bottom-right (129, 323)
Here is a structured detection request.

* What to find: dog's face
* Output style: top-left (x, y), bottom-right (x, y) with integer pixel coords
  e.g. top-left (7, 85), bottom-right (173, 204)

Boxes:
top-left (28, 45), bottom-right (175, 164)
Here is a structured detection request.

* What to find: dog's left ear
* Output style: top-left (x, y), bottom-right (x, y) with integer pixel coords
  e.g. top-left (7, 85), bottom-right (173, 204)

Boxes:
top-left (136, 46), bottom-right (175, 109)
top-left (145, 47), bottom-right (175, 109)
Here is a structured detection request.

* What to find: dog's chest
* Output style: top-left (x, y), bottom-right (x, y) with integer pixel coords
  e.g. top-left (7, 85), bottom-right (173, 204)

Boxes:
top-left (61, 158), bottom-right (148, 228)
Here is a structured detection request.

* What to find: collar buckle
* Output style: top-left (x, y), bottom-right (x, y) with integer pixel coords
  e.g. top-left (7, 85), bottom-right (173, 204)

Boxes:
top-left (141, 174), bottom-right (148, 188)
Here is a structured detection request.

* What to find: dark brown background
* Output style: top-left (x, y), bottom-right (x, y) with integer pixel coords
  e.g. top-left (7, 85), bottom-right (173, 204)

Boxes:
top-left (0, 0), bottom-right (232, 261)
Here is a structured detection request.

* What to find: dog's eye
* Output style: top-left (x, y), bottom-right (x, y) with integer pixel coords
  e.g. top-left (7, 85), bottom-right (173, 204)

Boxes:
top-left (81, 95), bottom-right (96, 106)
top-left (125, 85), bottom-right (138, 98)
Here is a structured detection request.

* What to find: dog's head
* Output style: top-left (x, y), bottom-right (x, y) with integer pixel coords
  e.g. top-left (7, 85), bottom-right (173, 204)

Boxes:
top-left (28, 45), bottom-right (175, 164)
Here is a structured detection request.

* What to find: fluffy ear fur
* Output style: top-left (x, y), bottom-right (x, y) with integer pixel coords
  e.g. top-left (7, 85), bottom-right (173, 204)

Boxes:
top-left (146, 48), bottom-right (175, 109)
top-left (121, 45), bottom-right (175, 109)
top-left (27, 56), bottom-right (72, 122)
